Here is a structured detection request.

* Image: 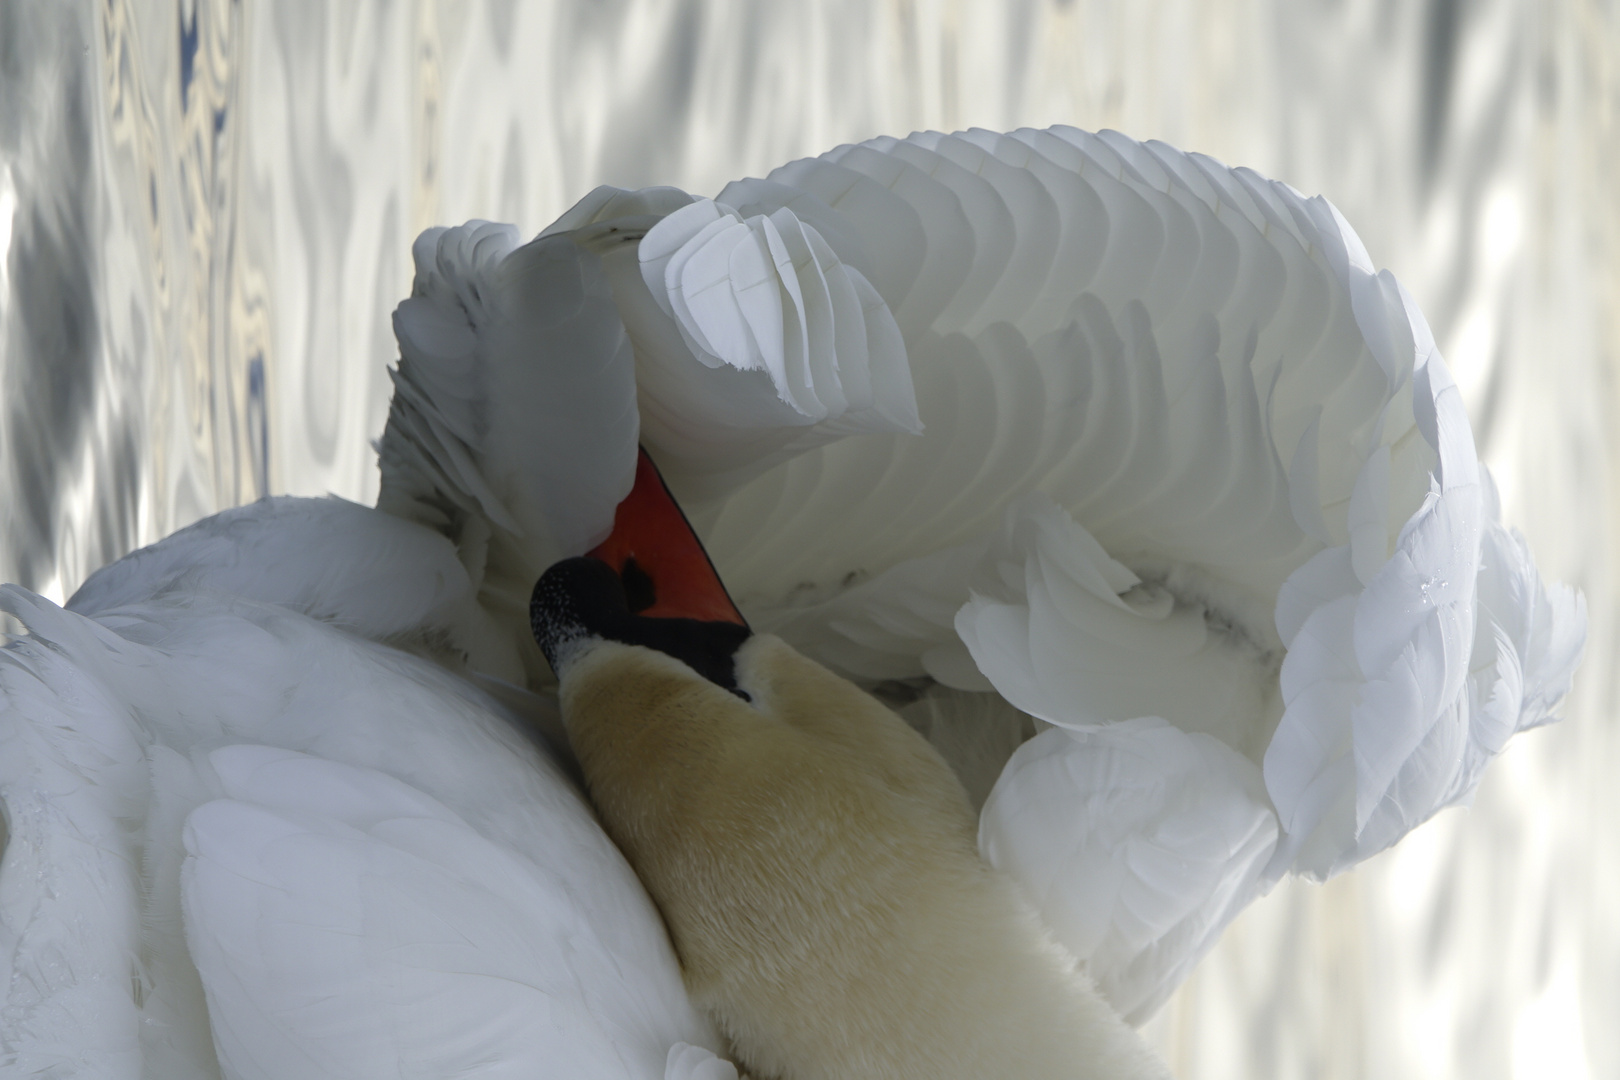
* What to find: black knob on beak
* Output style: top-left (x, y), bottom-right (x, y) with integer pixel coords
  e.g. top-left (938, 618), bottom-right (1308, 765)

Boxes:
top-left (532, 557), bottom-right (753, 698)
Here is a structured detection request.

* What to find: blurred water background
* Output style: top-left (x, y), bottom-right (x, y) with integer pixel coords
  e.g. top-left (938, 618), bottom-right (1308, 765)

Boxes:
top-left (0, 1), bottom-right (1614, 1076)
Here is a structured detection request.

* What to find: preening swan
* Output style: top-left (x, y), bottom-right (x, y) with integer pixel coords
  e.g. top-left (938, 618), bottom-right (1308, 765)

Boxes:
top-left (0, 125), bottom-right (1584, 1077)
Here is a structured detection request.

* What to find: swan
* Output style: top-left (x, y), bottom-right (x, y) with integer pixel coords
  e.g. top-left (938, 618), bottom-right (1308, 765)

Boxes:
top-left (0, 125), bottom-right (1584, 1077)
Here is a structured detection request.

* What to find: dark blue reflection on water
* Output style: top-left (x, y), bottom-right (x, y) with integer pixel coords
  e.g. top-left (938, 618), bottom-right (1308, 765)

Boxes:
top-left (179, 1), bottom-right (199, 113)
top-left (247, 351), bottom-right (267, 499)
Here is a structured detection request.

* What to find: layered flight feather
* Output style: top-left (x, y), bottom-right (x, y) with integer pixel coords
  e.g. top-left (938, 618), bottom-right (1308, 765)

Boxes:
top-left (535, 126), bottom-right (1585, 1016)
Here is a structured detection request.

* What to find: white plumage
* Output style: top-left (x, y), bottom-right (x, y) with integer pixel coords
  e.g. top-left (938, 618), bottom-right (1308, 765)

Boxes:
top-left (0, 125), bottom-right (1584, 1073)
top-left (0, 510), bottom-right (731, 1078)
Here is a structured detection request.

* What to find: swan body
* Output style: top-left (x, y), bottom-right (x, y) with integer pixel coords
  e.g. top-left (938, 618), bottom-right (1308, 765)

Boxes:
top-left (0, 124), bottom-right (1585, 1073)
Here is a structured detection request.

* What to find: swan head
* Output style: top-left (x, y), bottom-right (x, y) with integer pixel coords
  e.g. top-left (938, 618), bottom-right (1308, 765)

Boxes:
top-left (531, 447), bottom-right (753, 696)
top-left (531, 556), bottom-right (751, 697)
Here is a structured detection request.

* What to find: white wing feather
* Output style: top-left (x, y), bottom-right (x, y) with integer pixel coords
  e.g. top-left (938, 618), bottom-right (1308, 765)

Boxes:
top-left (671, 128), bottom-right (1581, 861)
top-left (64, 495), bottom-right (527, 685)
top-left (182, 746), bottom-right (695, 1080)
top-left (66, 496), bottom-right (464, 628)
top-left (0, 583), bottom-right (724, 1078)
top-left (526, 185), bottom-right (918, 501)
top-left (0, 597), bottom-right (152, 1077)
top-left (979, 718), bottom-right (1278, 1024)
top-left (377, 221), bottom-right (641, 672)
top-left (589, 126), bottom-right (1585, 1008)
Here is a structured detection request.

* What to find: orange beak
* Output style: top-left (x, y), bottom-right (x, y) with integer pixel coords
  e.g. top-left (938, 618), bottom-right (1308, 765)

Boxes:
top-left (585, 448), bottom-right (748, 629)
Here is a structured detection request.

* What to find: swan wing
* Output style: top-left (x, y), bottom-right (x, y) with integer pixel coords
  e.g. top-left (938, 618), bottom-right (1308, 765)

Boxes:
top-left (182, 746), bottom-right (698, 1080)
top-left (537, 184), bottom-right (919, 498)
top-left (0, 586), bottom-right (722, 1077)
top-left (675, 128), bottom-right (1582, 876)
top-left (557, 127), bottom-right (1584, 1007)
top-left (66, 496), bottom-right (469, 633)
top-left (60, 494), bottom-right (538, 686)
top-left (693, 127), bottom-right (1345, 614)
top-left (980, 718), bottom-right (1278, 1024)
top-left (0, 591), bottom-right (158, 1076)
top-left (377, 221), bottom-right (641, 615)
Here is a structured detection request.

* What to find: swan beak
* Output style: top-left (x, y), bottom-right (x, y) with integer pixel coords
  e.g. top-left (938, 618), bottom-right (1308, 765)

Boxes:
top-left (531, 447), bottom-right (752, 695)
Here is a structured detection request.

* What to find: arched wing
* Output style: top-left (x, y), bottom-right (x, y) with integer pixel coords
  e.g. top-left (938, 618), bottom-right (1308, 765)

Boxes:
top-left (580, 127), bottom-right (1582, 1010)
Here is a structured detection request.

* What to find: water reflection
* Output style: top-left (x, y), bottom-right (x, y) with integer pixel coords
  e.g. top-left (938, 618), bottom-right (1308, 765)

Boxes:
top-left (0, 1), bottom-right (1613, 1077)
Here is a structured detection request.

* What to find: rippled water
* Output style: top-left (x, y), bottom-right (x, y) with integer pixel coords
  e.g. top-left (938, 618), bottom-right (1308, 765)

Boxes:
top-left (1, 1), bottom-right (1614, 1077)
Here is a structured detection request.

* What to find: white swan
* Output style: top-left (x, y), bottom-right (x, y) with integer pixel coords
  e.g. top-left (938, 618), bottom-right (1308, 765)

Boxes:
top-left (0, 125), bottom-right (1584, 1076)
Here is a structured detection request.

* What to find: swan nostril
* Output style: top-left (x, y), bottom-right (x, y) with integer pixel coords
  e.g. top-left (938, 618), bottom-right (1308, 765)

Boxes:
top-left (620, 557), bottom-right (657, 613)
